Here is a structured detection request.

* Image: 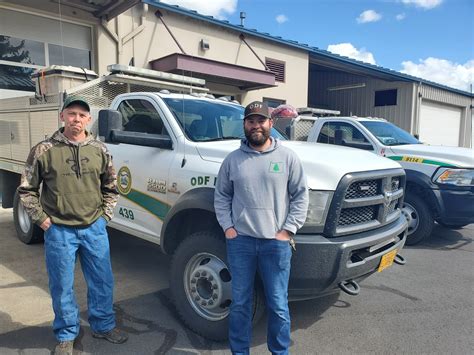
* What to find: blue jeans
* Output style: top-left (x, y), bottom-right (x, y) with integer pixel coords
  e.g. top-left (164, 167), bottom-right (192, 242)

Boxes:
top-left (44, 216), bottom-right (115, 341)
top-left (226, 235), bottom-right (292, 355)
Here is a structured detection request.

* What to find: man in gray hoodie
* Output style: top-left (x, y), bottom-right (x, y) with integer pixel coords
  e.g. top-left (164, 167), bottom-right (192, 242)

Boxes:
top-left (214, 101), bottom-right (308, 355)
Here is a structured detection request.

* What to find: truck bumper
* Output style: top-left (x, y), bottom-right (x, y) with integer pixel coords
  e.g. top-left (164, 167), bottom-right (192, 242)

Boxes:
top-left (434, 187), bottom-right (474, 225)
top-left (288, 215), bottom-right (408, 301)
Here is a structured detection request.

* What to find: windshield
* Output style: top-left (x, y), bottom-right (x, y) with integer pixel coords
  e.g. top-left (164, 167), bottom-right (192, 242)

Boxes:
top-left (360, 121), bottom-right (420, 146)
top-left (163, 97), bottom-right (285, 142)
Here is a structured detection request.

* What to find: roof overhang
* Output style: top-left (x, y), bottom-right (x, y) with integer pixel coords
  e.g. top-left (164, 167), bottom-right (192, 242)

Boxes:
top-left (9, 0), bottom-right (140, 21)
top-left (150, 53), bottom-right (276, 91)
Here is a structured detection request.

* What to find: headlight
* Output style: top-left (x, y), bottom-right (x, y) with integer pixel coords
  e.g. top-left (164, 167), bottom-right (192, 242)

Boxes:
top-left (304, 190), bottom-right (333, 227)
top-left (434, 168), bottom-right (474, 186)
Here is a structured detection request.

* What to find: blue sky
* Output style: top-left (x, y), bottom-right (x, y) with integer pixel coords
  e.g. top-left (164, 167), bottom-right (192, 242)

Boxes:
top-left (161, 0), bottom-right (473, 93)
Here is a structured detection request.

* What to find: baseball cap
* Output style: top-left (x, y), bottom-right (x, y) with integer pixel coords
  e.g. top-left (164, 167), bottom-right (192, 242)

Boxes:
top-left (244, 101), bottom-right (270, 120)
top-left (62, 95), bottom-right (90, 112)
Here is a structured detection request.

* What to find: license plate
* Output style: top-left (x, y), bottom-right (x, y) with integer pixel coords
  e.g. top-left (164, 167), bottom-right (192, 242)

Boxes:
top-left (378, 249), bottom-right (397, 272)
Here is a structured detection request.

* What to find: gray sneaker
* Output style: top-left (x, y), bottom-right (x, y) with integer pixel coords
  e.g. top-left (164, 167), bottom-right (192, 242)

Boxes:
top-left (54, 340), bottom-right (74, 355)
top-left (92, 327), bottom-right (128, 344)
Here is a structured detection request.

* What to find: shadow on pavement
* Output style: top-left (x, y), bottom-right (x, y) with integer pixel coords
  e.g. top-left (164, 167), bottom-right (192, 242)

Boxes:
top-left (406, 223), bottom-right (473, 251)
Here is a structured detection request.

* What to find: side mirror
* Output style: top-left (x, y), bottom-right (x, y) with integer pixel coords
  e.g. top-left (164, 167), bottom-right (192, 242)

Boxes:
top-left (414, 133), bottom-right (420, 140)
top-left (99, 109), bottom-right (122, 143)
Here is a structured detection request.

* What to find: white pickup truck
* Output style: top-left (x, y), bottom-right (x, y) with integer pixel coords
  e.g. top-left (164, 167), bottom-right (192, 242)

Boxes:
top-left (276, 109), bottom-right (473, 245)
top-left (0, 65), bottom-right (408, 340)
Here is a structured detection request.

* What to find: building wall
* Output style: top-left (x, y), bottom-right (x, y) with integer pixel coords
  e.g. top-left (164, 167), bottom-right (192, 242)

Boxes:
top-left (311, 71), bottom-right (414, 132)
top-left (97, 5), bottom-right (308, 106)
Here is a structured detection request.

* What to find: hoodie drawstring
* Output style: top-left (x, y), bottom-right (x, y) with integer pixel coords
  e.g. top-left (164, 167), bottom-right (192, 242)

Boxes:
top-left (71, 145), bottom-right (82, 178)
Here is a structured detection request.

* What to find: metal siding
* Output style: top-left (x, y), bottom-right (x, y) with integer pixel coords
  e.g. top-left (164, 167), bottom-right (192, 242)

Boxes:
top-left (0, 117), bottom-right (12, 159)
top-left (30, 110), bottom-right (60, 148)
top-left (10, 112), bottom-right (30, 161)
top-left (312, 72), bottom-right (413, 132)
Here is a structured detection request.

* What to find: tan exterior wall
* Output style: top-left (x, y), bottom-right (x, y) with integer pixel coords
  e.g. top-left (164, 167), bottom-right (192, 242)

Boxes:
top-left (97, 6), bottom-right (308, 106)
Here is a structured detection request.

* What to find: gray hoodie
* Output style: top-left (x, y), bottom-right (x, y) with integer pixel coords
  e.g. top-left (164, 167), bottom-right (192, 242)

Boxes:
top-left (214, 138), bottom-right (308, 239)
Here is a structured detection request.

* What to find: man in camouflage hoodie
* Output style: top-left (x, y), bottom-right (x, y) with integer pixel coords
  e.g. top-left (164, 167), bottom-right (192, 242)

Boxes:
top-left (17, 96), bottom-right (127, 355)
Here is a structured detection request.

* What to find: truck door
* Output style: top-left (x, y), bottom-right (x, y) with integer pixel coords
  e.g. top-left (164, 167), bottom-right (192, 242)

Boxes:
top-left (107, 97), bottom-right (175, 242)
top-left (317, 121), bottom-right (374, 151)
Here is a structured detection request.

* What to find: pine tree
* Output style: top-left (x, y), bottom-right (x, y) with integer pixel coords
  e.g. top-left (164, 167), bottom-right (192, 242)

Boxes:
top-left (0, 35), bottom-right (34, 91)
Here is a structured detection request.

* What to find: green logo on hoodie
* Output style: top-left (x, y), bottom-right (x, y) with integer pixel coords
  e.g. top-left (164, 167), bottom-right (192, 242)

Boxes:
top-left (269, 162), bottom-right (284, 173)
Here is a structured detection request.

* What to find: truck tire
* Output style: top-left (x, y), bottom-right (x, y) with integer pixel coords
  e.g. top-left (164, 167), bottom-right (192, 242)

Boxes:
top-left (13, 191), bottom-right (44, 244)
top-left (170, 231), bottom-right (264, 341)
top-left (402, 193), bottom-right (433, 245)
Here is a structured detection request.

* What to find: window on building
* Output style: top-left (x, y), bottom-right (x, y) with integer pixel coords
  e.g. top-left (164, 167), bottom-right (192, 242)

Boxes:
top-left (49, 44), bottom-right (91, 69)
top-left (375, 89), bottom-right (397, 106)
top-left (0, 8), bottom-right (93, 94)
top-left (265, 58), bottom-right (285, 82)
top-left (263, 97), bottom-right (286, 108)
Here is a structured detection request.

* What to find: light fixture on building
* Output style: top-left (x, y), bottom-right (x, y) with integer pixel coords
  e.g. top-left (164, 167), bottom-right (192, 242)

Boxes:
top-left (327, 83), bottom-right (366, 91)
top-left (200, 39), bottom-right (210, 50)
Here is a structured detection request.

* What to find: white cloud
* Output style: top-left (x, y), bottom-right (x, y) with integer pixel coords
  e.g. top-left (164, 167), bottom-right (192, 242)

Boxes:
top-left (327, 43), bottom-right (376, 65)
top-left (396, 13), bottom-right (406, 20)
top-left (401, 57), bottom-right (474, 92)
top-left (276, 14), bottom-right (288, 24)
top-left (357, 10), bottom-right (382, 24)
top-left (400, 0), bottom-right (443, 10)
top-left (160, 0), bottom-right (237, 19)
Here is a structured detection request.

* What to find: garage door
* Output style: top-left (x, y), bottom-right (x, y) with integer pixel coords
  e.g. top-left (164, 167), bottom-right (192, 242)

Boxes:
top-left (419, 100), bottom-right (462, 147)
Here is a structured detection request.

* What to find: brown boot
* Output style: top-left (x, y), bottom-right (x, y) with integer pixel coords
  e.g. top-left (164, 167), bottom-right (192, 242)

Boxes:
top-left (54, 340), bottom-right (74, 355)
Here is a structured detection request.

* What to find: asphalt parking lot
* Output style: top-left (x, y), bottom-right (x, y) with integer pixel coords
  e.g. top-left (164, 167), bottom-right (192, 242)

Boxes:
top-left (0, 207), bottom-right (472, 354)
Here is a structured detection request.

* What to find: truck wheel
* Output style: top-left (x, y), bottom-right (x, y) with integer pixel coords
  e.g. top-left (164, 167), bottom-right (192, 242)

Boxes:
top-left (170, 231), bottom-right (264, 341)
top-left (402, 193), bottom-right (433, 245)
top-left (13, 192), bottom-right (44, 244)
top-left (436, 221), bottom-right (468, 229)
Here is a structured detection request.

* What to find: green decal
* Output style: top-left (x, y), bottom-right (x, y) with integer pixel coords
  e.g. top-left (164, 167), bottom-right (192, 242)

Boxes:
top-left (269, 162), bottom-right (284, 173)
top-left (388, 156), bottom-right (457, 168)
top-left (122, 189), bottom-right (170, 221)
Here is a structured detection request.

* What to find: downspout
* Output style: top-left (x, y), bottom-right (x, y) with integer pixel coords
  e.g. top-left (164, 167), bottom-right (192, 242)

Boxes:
top-left (413, 81), bottom-right (422, 138)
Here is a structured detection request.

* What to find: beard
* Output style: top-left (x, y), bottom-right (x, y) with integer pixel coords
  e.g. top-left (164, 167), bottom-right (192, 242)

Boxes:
top-left (244, 126), bottom-right (271, 146)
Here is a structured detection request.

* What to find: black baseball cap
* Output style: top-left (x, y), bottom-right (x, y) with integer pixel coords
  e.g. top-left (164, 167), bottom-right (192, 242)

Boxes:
top-left (62, 95), bottom-right (90, 112)
top-left (244, 101), bottom-right (270, 120)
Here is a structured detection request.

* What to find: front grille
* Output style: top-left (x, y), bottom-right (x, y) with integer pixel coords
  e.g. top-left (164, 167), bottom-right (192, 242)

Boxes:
top-left (324, 169), bottom-right (406, 237)
top-left (339, 206), bottom-right (376, 226)
top-left (345, 180), bottom-right (378, 199)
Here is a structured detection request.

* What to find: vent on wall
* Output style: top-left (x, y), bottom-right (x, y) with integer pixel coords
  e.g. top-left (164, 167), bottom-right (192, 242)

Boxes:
top-left (265, 58), bottom-right (285, 82)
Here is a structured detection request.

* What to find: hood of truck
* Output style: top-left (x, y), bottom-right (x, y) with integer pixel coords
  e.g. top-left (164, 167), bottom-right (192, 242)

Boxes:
top-left (195, 140), bottom-right (402, 190)
top-left (388, 144), bottom-right (474, 167)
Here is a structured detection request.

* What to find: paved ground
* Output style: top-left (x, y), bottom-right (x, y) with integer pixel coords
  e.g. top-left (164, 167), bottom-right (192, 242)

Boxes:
top-left (0, 207), bottom-right (472, 354)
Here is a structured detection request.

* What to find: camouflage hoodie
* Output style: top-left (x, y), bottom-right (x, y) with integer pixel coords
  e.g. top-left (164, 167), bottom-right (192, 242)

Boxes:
top-left (17, 128), bottom-right (119, 226)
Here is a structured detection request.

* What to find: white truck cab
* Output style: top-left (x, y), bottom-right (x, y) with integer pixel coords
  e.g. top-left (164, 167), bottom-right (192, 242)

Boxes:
top-left (305, 115), bottom-right (474, 245)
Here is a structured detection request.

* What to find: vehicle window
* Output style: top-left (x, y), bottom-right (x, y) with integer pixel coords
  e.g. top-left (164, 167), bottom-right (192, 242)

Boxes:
top-left (317, 122), bottom-right (373, 149)
top-left (163, 98), bottom-right (285, 142)
top-left (360, 121), bottom-right (420, 146)
top-left (117, 99), bottom-right (169, 136)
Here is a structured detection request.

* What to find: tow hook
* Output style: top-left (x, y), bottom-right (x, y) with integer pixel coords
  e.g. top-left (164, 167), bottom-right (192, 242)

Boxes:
top-left (394, 254), bottom-right (406, 265)
top-left (338, 280), bottom-right (360, 296)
